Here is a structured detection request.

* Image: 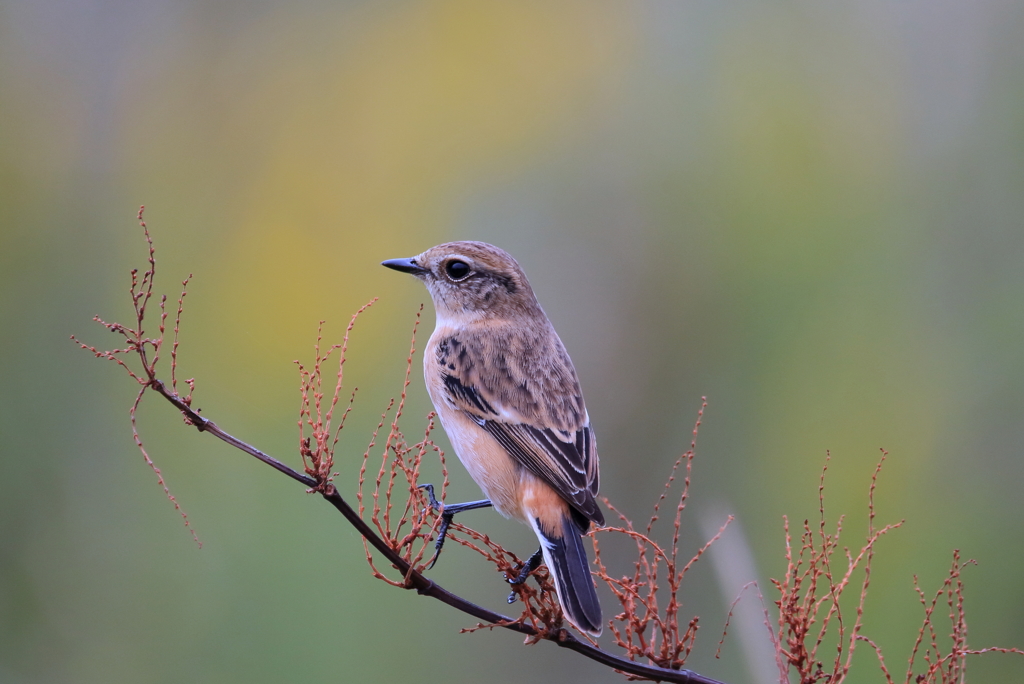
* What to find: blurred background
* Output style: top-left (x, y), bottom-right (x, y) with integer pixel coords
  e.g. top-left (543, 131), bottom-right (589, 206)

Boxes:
top-left (2, 1), bottom-right (1023, 682)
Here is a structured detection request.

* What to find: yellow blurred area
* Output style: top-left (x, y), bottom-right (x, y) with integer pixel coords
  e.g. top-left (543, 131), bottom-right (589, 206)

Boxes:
top-left (110, 0), bottom-right (630, 402)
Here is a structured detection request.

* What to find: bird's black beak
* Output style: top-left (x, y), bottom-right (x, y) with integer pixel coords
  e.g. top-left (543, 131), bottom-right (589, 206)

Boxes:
top-left (381, 257), bottom-right (427, 275)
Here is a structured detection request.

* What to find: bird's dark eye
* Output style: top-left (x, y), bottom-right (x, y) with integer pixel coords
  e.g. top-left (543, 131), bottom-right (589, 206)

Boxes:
top-left (444, 260), bottom-right (471, 281)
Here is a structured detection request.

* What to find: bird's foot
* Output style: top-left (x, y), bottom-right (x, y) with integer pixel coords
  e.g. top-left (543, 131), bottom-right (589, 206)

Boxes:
top-left (506, 547), bottom-right (544, 604)
top-left (416, 484), bottom-right (492, 570)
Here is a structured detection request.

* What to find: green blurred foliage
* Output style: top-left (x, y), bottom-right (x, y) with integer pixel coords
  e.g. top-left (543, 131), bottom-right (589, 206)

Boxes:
top-left (2, 2), bottom-right (1023, 683)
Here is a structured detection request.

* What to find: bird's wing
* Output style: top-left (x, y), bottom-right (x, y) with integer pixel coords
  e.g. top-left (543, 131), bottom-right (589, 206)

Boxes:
top-left (435, 332), bottom-right (603, 527)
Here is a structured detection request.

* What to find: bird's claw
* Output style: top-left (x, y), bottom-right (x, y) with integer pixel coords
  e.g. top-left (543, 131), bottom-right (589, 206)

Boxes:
top-left (505, 547), bottom-right (543, 604)
top-left (414, 487), bottom-right (492, 571)
top-left (418, 483), bottom-right (442, 512)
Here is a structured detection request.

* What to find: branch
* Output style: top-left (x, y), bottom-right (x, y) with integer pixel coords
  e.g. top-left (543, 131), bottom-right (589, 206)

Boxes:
top-left (149, 378), bottom-right (317, 488)
top-left (149, 375), bottom-right (726, 684)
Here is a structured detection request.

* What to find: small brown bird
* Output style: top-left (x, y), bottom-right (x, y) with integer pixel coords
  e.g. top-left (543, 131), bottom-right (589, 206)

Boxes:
top-left (382, 241), bottom-right (604, 635)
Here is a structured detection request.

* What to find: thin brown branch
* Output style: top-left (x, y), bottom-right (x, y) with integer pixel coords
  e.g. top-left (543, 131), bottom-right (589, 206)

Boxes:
top-left (148, 377), bottom-right (726, 683)
top-left (148, 378), bottom-right (317, 487)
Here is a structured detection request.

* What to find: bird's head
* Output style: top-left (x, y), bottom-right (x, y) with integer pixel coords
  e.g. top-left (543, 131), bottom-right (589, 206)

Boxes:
top-left (382, 241), bottom-right (542, 324)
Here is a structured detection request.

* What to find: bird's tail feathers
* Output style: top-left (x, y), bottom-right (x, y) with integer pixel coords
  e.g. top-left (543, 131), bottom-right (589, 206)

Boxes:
top-left (532, 513), bottom-right (603, 636)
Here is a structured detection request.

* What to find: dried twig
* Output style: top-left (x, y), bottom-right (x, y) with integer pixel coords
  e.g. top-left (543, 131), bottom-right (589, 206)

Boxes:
top-left (858, 549), bottom-right (1024, 683)
top-left (769, 451), bottom-right (902, 684)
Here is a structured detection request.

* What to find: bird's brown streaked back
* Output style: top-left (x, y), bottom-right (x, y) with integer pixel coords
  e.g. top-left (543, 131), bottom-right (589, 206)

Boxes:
top-left (432, 329), bottom-right (603, 527)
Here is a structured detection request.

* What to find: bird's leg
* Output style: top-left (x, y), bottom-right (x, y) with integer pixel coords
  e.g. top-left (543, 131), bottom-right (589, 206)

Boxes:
top-left (418, 484), bottom-right (492, 569)
top-left (506, 547), bottom-right (544, 604)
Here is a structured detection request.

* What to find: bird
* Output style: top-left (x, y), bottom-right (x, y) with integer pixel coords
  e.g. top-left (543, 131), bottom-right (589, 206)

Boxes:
top-left (382, 241), bottom-right (604, 636)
